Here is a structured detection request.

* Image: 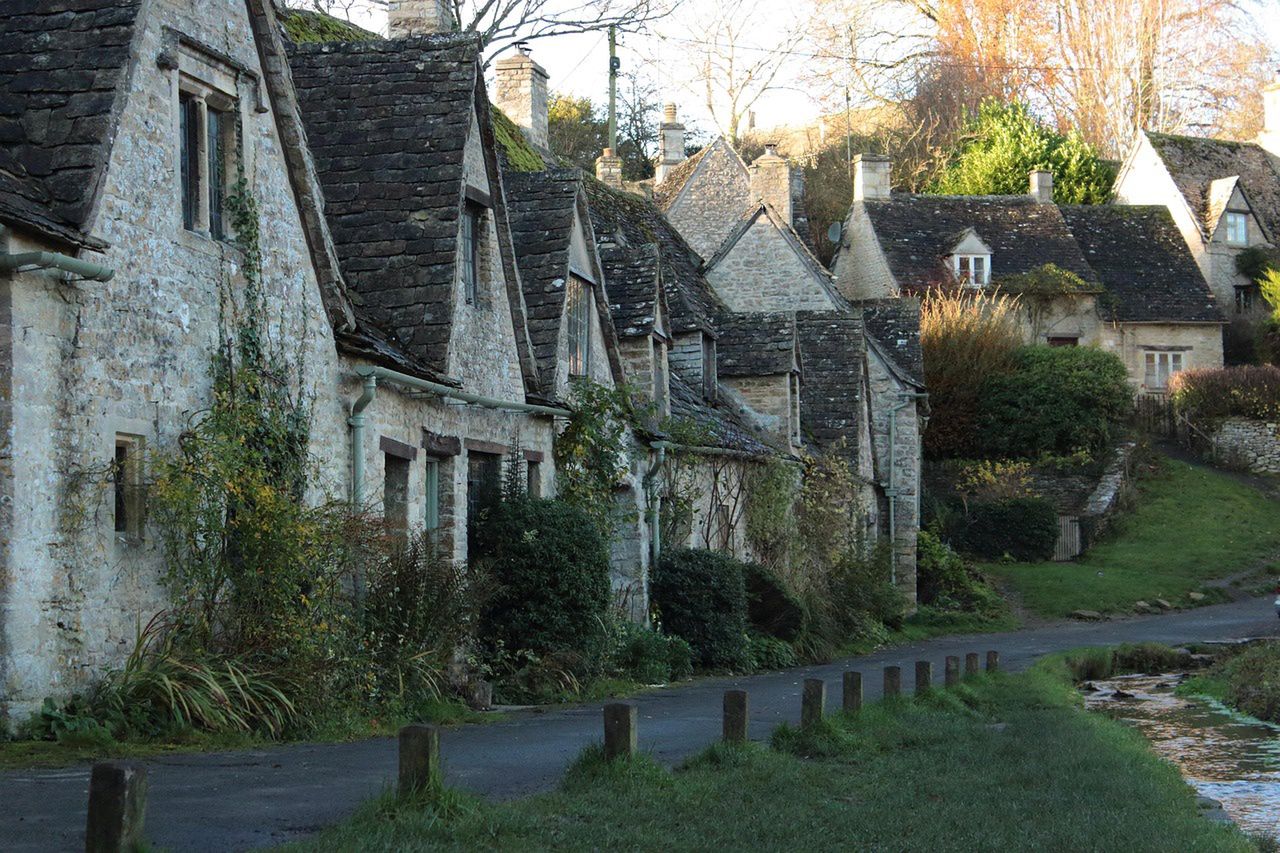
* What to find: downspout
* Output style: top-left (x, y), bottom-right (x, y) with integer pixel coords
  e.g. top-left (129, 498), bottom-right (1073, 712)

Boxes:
top-left (645, 444), bottom-right (666, 565)
top-left (886, 392), bottom-right (928, 587)
top-left (349, 376), bottom-right (377, 506)
top-left (0, 250), bottom-right (114, 282)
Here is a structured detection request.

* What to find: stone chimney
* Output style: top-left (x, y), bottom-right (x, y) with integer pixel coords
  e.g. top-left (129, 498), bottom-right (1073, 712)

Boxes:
top-left (1260, 72), bottom-right (1280, 157)
top-left (595, 148), bottom-right (623, 189)
top-left (1029, 169), bottom-right (1054, 203)
top-left (852, 153), bottom-right (890, 202)
top-left (656, 103), bottom-right (686, 183)
top-left (494, 44), bottom-right (550, 153)
top-left (388, 0), bottom-right (455, 37)
top-left (749, 142), bottom-right (792, 225)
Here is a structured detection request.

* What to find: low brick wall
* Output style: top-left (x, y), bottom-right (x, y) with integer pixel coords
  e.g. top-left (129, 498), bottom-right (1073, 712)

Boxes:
top-left (1210, 417), bottom-right (1280, 475)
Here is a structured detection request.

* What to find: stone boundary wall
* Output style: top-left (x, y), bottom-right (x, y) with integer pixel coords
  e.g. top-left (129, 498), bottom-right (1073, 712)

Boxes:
top-left (1210, 417), bottom-right (1280, 475)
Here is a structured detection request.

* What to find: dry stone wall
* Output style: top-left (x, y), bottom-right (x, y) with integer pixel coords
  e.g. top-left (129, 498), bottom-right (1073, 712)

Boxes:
top-left (1210, 418), bottom-right (1280, 474)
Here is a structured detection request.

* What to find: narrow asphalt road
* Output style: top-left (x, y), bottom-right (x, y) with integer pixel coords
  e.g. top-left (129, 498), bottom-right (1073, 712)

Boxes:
top-left (5, 596), bottom-right (1277, 852)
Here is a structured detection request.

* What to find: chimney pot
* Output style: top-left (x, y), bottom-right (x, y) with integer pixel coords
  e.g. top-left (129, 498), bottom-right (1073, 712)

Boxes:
top-left (663, 103), bottom-right (677, 123)
top-left (656, 103), bottom-right (686, 184)
top-left (750, 145), bottom-right (792, 225)
top-left (852, 153), bottom-right (891, 202)
top-left (494, 49), bottom-right (550, 153)
top-left (1029, 168), bottom-right (1053, 203)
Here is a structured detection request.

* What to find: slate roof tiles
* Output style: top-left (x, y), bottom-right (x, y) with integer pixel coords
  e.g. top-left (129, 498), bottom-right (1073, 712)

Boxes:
top-left (795, 311), bottom-right (866, 457)
top-left (1145, 131), bottom-right (1280, 242)
top-left (717, 312), bottom-right (797, 377)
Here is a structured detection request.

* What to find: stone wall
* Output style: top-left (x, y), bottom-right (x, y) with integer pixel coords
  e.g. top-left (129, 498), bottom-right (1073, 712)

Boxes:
top-left (721, 374), bottom-right (793, 447)
top-left (832, 204), bottom-right (898, 299)
top-left (704, 217), bottom-right (838, 313)
top-left (1210, 417), bottom-right (1280, 474)
top-left (1097, 322), bottom-right (1224, 392)
top-left (865, 347), bottom-right (919, 604)
top-left (665, 141), bottom-right (751, 260)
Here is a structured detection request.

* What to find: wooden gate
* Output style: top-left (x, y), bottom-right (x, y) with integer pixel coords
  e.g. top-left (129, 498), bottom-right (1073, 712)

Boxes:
top-left (1135, 392), bottom-right (1174, 437)
top-left (1054, 515), bottom-right (1082, 562)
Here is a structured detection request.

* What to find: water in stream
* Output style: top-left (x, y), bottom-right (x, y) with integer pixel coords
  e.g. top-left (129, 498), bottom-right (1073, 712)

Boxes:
top-left (1084, 674), bottom-right (1280, 840)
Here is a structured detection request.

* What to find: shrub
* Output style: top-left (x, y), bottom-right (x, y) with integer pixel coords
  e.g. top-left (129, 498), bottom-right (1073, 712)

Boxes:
top-left (472, 497), bottom-right (612, 682)
top-left (1169, 365), bottom-right (1280, 423)
top-left (956, 497), bottom-right (1058, 561)
top-left (651, 549), bottom-right (750, 671)
top-left (1112, 643), bottom-right (1192, 674)
top-left (1213, 641), bottom-right (1280, 723)
top-left (917, 531), bottom-right (979, 608)
top-left (610, 622), bottom-right (693, 684)
top-left (742, 562), bottom-right (804, 641)
top-left (747, 633), bottom-right (798, 671)
top-left (978, 346), bottom-right (1131, 458)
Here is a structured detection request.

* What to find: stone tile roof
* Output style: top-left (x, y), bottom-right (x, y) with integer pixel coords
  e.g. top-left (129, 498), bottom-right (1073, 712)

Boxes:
top-left (288, 35), bottom-right (481, 376)
top-left (1060, 205), bottom-right (1222, 324)
top-left (717, 312), bottom-right (797, 376)
top-left (860, 298), bottom-right (924, 388)
top-left (796, 311), bottom-right (866, 457)
top-left (503, 167), bottom-right (581, 386)
top-left (862, 195), bottom-right (1099, 292)
top-left (0, 0), bottom-right (142, 247)
top-left (335, 308), bottom-right (457, 385)
top-left (705, 201), bottom-right (845, 304)
top-left (668, 371), bottom-right (777, 456)
top-left (1145, 131), bottom-right (1280, 242)
top-left (652, 145), bottom-right (710, 211)
top-left (584, 176), bottom-right (724, 336)
top-left (599, 243), bottom-right (662, 338)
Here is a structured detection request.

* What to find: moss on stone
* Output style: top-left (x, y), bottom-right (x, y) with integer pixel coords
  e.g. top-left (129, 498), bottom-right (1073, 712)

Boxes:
top-left (491, 107), bottom-right (545, 172)
top-left (280, 9), bottom-right (378, 44)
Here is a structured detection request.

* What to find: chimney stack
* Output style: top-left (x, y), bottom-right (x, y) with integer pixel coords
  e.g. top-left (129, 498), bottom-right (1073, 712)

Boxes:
top-left (656, 103), bottom-right (685, 183)
top-left (852, 153), bottom-right (890, 202)
top-left (388, 0), bottom-right (455, 37)
top-left (749, 142), bottom-right (792, 225)
top-left (1260, 72), bottom-right (1280, 157)
top-left (595, 148), bottom-right (623, 189)
top-left (494, 45), bottom-right (550, 153)
top-left (1029, 169), bottom-right (1054, 203)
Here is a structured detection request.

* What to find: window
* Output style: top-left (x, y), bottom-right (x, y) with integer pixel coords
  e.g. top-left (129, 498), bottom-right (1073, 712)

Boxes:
top-left (207, 107), bottom-right (227, 240)
top-left (179, 94), bottom-right (199, 231)
top-left (460, 203), bottom-right (481, 304)
top-left (423, 457), bottom-right (441, 536)
top-left (113, 434), bottom-right (145, 540)
top-left (1143, 350), bottom-right (1185, 391)
top-left (1225, 212), bottom-right (1248, 246)
top-left (790, 373), bottom-right (801, 445)
top-left (526, 460), bottom-right (542, 498)
top-left (384, 453), bottom-right (410, 534)
top-left (466, 451), bottom-right (502, 533)
top-left (953, 254), bottom-right (990, 286)
top-left (1047, 336), bottom-right (1079, 347)
top-left (177, 89), bottom-right (233, 239)
top-left (713, 503), bottom-right (733, 551)
top-left (566, 276), bottom-right (592, 377)
top-left (1235, 284), bottom-right (1259, 313)
top-left (702, 336), bottom-right (717, 400)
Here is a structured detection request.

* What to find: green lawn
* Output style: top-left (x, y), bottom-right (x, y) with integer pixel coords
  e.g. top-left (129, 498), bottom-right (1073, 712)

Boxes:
top-left (985, 457), bottom-right (1280, 618)
top-left (285, 670), bottom-right (1254, 852)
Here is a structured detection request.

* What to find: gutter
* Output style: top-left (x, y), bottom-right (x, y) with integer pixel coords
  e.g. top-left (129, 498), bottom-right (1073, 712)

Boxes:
top-left (0, 250), bottom-right (114, 282)
top-left (885, 391), bottom-right (929, 587)
top-left (648, 439), bottom-right (787, 463)
top-left (348, 375), bottom-right (378, 506)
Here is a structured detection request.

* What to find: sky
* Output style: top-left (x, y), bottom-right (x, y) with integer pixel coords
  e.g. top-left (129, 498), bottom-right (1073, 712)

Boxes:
top-left (333, 0), bottom-right (1280, 139)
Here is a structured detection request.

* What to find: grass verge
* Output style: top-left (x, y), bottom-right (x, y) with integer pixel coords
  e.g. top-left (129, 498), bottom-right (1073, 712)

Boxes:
top-left (984, 456), bottom-right (1280, 618)
top-left (284, 669), bottom-right (1252, 852)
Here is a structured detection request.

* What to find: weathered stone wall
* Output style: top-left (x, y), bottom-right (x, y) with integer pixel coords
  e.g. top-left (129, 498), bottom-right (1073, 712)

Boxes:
top-left (665, 141), bottom-right (751, 260)
top-left (832, 203), bottom-right (898, 299)
top-left (669, 332), bottom-right (707, 390)
top-left (721, 374), bottom-right (793, 447)
top-left (748, 154), bottom-right (791, 224)
top-left (864, 347), bottom-right (919, 604)
top-left (1012, 294), bottom-right (1103, 346)
top-left (1097, 322), bottom-right (1223, 392)
top-left (1210, 417), bottom-right (1280, 474)
top-left (704, 218), bottom-right (838, 313)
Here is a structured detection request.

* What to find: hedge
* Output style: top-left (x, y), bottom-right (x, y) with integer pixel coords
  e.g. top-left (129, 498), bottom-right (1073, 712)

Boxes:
top-left (1169, 365), bottom-right (1280, 422)
top-left (651, 549), bottom-right (750, 670)
top-left (956, 497), bottom-right (1059, 562)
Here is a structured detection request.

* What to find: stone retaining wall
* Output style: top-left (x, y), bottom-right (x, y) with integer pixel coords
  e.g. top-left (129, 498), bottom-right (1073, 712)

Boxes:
top-left (1210, 417), bottom-right (1280, 475)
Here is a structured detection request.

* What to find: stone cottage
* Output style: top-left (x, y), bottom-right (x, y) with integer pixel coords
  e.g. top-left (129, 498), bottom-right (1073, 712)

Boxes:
top-left (834, 155), bottom-right (1224, 394)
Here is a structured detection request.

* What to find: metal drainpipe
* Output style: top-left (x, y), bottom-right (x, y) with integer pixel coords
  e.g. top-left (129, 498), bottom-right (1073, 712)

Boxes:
top-left (349, 376), bottom-right (378, 507)
top-left (0, 250), bottom-right (114, 282)
top-left (886, 392), bottom-right (928, 587)
top-left (645, 444), bottom-right (666, 565)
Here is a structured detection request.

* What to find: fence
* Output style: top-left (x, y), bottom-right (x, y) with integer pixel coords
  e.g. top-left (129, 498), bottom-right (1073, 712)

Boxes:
top-left (1134, 392), bottom-right (1174, 437)
top-left (1053, 515), bottom-right (1082, 562)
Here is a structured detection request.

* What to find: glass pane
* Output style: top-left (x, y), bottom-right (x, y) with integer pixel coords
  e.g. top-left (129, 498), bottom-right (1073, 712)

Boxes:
top-left (180, 97), bottom-right (198, 230)
top-left (207, 109), bottom-right (224, 240)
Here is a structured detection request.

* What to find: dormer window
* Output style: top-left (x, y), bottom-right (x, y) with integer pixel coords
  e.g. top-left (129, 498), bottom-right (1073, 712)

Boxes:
top-left (954, 254), bottom-right (990, 287)
top-left (461, 201), bottom-right (481, 304)
top-left (566, 275), bottom-right (592, 377)
top-left (1225, 212), bottom-right (1248, 246)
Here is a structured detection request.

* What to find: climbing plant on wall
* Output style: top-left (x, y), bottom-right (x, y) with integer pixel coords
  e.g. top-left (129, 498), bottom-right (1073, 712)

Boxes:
top-left (553, 378), bottom-right (634, 536)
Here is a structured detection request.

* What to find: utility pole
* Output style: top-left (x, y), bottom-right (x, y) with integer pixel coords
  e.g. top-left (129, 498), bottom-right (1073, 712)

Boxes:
top-left (607, 25), bottom-right (619, 151)
top-left (846, 24), bottom-right (854, 190)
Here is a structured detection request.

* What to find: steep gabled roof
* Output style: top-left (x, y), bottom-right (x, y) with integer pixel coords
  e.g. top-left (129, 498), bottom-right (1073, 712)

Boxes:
top-left (0, 0), bottom-right (143, 248)
top-left (599, 243), bottom-right (664, 338)
top-left (704, 201), bottom-right (846, 305)
top-left (717, 312), bottom-right (798, 377)
top-left (584, 176), bottom-right (725, 336)
top-left (1144, 131), bottom-right (1280, 242)
top-left (860, 298), bottom-right (924, 388)
top-left (652, 144), bottom-right (712, 211)
top-left (860, 195), bottom-right (1099, 293)
top-left (1060, 205), bottom-right (1223, 324)
top-left (668, 372), bottom-right (778, 456)
top-left (795, 311), bottom-right (866, 458)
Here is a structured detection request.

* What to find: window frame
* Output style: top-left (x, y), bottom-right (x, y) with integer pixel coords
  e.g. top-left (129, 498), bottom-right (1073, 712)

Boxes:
top-left (566, 275), bottom-right (593, 377)
top-left (460, 201), bottom-right (482, 304)
top-left (1046, 336), bottom-right (1079, 347)
top-left (1143, 350), bottom-right (1186, 391)
top-left (702, 336), bottom-right (717, 401)
top-left (1224, 211), bottom-right (1248, 246)
top-left (113, 434), bottom-right (146, 542)
top-left (1235, 283), bottom-right (1259, 314)
top-left (174, 66), bottom-right (238, 241)
top-left (953, 253), bottom-right (990, 287)
top-left (383, 452), bottom-right (411, 535)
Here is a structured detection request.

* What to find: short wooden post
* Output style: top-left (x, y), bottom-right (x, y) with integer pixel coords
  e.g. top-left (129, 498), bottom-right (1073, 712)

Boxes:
top-left (915, 660), bottom-right (933, 694)
top-left (603, 703), bottom-right (637, 760)
top-left (883, 665), bottom-right (901, 698)
top-left (398, 724), bottom-right (440, 795)
top-left (965, 652), bottom-right (980, 676)
top-left (986, 650), bottom-right (1000, 672)
top-left (945, 656), bottom-right (960, 688)
top-left (723, 690), bottom-right (748, 743)
top-left (85, 761), bottom-right (147, 853)
top-left (842, 671), bottom-right (862, 713)
top-left (801, 678), bottom-right (826, 728)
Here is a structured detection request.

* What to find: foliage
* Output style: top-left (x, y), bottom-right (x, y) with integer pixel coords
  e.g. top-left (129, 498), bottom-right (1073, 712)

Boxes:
top-left (742, 562), bottom-right (803, 641)
top-left (472, 497), bottom-right (612, 685)
top-left (1234, 245), bottom-right (1280, 283)
top-left (946, 458), bottom-right (1036, 508)
top-left (920, 289), bottom-right (1024, 458)
top-left (1169, 364), bottom-right (1280, 422)
top-left (554, 379), bottom-right (633, 536)
top-left (608, 622), bottom-right (693, 684)
top-left (746, 633), bottom-right (798, 671)
top-left (930, 101), bottom-right (1115, 203)
top-left (978, 345), bottom-right (1132, 458)
top-left (1200, 641), bottom-right (1280, 723)
top-left (955, 497), bottom-right (1059, 562)
top-left (993, 263), bottom-right (1096, 297)
top-left (279, 8), bottom-right (378, 43)
top-left (796, 542), bottom-right (903, 661)
top-left (650, 548), bottom-right (750, 671)
top-left (916, 531), bottom-right (994, 610)
top-left (547, 76), bottom-right (662, 181)
top-left (742, 457), bottom-right (800, 573)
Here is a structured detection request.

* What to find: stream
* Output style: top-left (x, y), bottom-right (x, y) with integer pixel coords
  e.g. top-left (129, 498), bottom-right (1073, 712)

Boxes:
top-left (1084, 674), bottom-right (1280, 840)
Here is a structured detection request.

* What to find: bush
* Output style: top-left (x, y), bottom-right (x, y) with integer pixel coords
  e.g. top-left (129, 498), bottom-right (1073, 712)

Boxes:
top-left (1169, 365), bottom-right (1280, 423)
top-left (651, 549), bottom-right (750, 671)
top-left (917, 531), bottom-right (980, 608)
top-left (610, 622), bottom-right (693, 683)
top-left (473, 497), bottom-right (612, 682)
top-left (742, 562), bottom-right (804, 641)
top-left (978, 346), bottom-right (1132, 458)
top-left (747, 633), bottom-right (798, 671)
top-left (957, 497), bottom-right (1058, 561)
top-left (1214, 641), bottom-right (1280, 723)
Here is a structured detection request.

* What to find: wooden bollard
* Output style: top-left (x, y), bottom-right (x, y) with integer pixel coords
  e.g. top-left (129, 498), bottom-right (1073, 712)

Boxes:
top-left (915, 660), bottom-right (933, 694)
top-left (723, 690), bottom-right (748, 743)
top-left (398, 724), bottom-right (440, 795)
top-left (945, 656), bottom-right (960, 688)
top-left (842, 671), bottom-right (862, 713)
top-left (801, 678), bottom-right (826, 728)
top-left (604, 702), bottom-right (637, 760)
top-left (85, 761), bottom-right (147, 853)
top-left (965, 652), bottom-right (980, 676)
top-left (986, 650), bottom-right (1000, 672)
top-left (883, 665), bottom-right (901, 698)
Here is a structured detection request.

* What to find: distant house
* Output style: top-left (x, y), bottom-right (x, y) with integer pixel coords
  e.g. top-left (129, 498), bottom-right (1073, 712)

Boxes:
top-left (833, 156), bottom-right (1224, 394)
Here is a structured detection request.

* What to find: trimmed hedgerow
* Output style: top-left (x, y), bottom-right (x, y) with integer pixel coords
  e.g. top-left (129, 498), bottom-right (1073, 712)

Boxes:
top-left (651, 549), bottom-right (750, 671)
top-left (1170, 364), bottom-right (1280, 423)
top-left (743, 562), bottom-right (804, 641)
top-left (956, 497), bottom-right (1059, 562)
